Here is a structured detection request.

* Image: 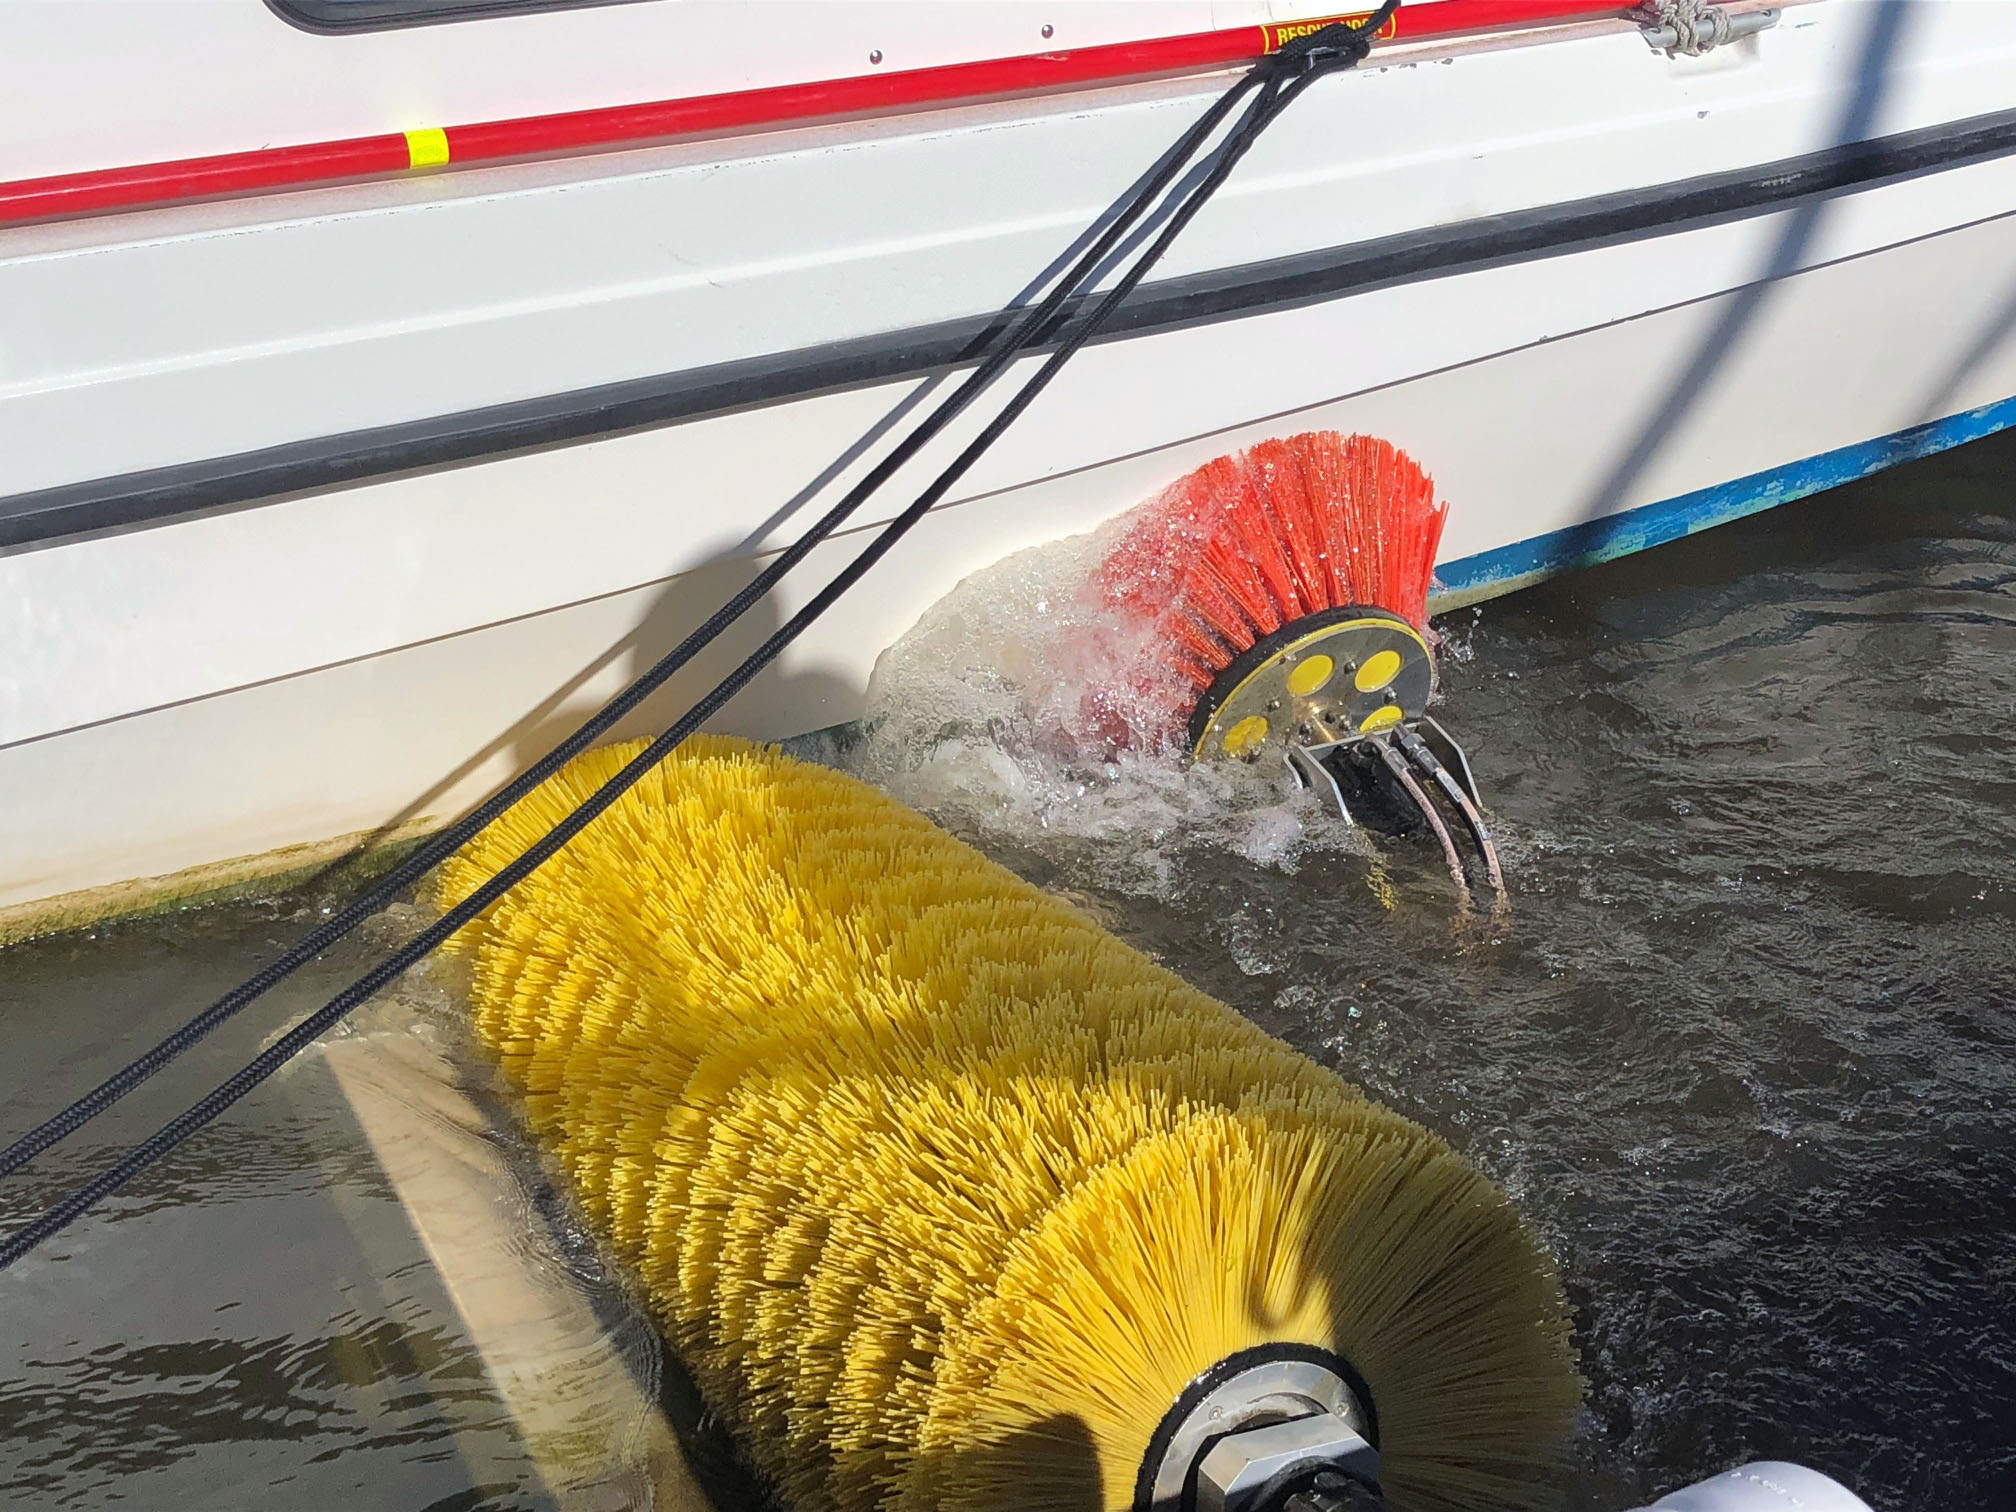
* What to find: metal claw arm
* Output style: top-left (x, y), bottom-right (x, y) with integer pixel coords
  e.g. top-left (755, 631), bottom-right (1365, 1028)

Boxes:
top-left (1368, 736), bottom-right (1472, 900)
top-left (1284, 717), bottom-right (1505, 900)
top-left (1392, 725), bottom-right (1504, 892)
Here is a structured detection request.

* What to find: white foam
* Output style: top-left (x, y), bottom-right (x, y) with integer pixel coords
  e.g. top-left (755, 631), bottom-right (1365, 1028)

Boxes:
top-left (844, 514), bottom-right (1366, 896)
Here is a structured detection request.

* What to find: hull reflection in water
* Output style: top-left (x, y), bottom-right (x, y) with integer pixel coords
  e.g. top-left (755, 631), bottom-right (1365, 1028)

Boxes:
top-left (2, 430), bottom-right (2013, 1509)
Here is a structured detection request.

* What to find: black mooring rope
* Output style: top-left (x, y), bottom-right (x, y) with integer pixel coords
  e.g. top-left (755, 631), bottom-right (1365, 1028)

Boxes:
top-left (0, 51), bottom-right (1257, 1191)
top-left (0, 3), bottom-right (1397, 1272)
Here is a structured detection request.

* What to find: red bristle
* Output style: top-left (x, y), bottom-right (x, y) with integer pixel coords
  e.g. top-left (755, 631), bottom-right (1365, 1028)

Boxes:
top-left (1222, 454), bottom-right (1302, 628)
top-left (1168, 611), bottom-right (1231, 689)
top-left (1090, 431), bottom-right (1447, 734)
top-left (1185, 553), bottom-right (1263, 646)
top-left (1255, 442), bottom-right (1329, 618)
top-left (1202, 534), bottom-right (1283, 641)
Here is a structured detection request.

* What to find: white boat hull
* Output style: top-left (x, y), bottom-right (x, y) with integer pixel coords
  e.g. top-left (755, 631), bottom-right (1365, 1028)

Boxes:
top-left (5, 0), bottom-right (2016, 928)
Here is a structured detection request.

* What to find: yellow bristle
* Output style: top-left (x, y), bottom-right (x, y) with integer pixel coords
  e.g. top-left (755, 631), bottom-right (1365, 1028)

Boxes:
top-left (434, 735), bottom-right (1579, 1512)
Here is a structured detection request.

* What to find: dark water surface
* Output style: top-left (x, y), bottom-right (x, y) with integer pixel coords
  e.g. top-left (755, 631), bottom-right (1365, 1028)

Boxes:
top-left (4, 429), bottom-right (2015, 1510)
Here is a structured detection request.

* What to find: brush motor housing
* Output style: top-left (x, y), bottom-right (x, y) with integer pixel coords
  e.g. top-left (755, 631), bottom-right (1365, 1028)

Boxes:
top-left (1136, 1344), bottom-right (1379, 1512)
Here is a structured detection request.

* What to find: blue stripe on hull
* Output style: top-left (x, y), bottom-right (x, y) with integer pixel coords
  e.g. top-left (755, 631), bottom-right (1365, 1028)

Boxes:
top-left (1429, 392), bottom-right (2016, 607)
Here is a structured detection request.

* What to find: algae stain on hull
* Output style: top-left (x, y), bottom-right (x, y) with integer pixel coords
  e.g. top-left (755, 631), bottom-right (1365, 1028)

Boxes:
top-left (0, 817), bottom-right (441, 948)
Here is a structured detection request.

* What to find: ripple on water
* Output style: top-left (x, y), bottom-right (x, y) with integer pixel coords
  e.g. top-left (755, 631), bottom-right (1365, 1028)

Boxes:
top-left (3, 431), bottom-right (2014, 1509)
top-left (842, 429), bottom-right (2016, 1509)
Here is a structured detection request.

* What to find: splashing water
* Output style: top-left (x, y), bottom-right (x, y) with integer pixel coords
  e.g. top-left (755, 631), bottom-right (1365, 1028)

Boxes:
top-left (842, 511), bottom-right (1369, 894)
top-left (3, 430), bottom-right (2014, 1510)
top-left (843, 429), bottom-right (2016, 1510)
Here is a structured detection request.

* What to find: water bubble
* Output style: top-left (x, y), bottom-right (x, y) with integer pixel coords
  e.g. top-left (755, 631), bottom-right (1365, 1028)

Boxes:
top-left (844, 515), bottom-right (1362, 898)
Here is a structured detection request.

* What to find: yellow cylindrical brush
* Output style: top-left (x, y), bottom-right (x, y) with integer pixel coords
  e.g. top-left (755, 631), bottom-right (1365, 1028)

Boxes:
top-left (434, 736), bottom-right (1578, 1512)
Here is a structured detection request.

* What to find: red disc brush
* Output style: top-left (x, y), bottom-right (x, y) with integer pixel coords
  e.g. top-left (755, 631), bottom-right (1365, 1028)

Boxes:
top-left (1090, 431), bottom-right (1448, 757)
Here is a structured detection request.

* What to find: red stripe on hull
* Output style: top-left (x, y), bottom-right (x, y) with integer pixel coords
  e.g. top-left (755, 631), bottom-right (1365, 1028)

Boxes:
top-left (0, 1), bottom-right (1625, 228)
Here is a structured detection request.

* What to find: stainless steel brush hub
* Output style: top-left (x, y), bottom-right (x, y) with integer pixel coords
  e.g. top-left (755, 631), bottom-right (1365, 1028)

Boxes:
top-left (1188, 605), bottom-right (1434, 762)
top-left (1135, 1344), bottom-right (1379, 1512)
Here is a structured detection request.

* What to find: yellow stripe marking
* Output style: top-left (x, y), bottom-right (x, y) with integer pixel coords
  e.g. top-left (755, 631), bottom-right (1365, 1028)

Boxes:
top-left (405, 127), bottom-right (451, 170)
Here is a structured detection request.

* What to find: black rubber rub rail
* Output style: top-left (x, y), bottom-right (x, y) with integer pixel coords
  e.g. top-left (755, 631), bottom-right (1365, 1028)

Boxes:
top-left (0, 5), bottom-right (1398, 1271)
top-left (5, 101), bottom-right (2016, 551)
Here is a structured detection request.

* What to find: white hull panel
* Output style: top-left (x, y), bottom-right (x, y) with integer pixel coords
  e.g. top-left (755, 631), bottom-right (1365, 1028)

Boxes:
top-left (5, 1), bottom-right (2016, 924)
top-left (9, 208), bottom-right (2016, 921)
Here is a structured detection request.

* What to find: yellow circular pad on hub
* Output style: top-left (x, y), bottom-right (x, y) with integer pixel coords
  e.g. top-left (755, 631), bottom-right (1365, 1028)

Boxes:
top-left (435, 737), bottom-right (1578, 1512)
top-left (1285, 654), bottom-right (1336, 697)
top-left (1354, 649), bottom-right (1403, 692)
top-left (1221, 715), bottom-right (1271, 756)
